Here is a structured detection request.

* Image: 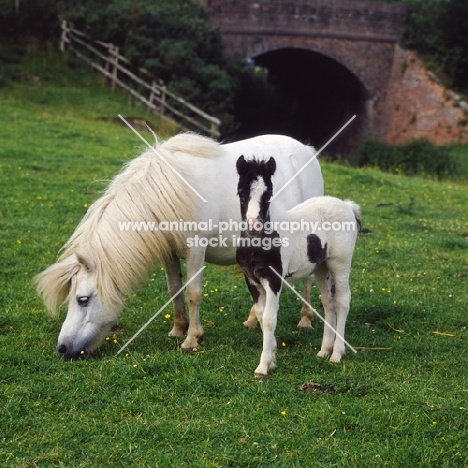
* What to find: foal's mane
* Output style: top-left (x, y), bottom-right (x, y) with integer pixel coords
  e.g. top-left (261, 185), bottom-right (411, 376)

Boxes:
top-left (237, 156), bottom-right (275, 198)
top-left (36, 133), bottom-right (221, 315)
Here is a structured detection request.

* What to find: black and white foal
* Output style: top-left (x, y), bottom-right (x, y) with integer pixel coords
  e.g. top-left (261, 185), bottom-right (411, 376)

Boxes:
top-left (236, 156), bottom-right (361, 377)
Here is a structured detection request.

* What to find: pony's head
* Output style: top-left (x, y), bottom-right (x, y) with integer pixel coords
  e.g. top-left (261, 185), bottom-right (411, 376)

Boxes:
top-left (236, 155), bottom-right (276, 236)
top-left (36, 252), bottom-right (122, 358)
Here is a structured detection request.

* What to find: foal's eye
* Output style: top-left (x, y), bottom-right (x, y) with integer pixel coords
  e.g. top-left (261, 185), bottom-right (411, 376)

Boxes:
top-left (77, 296), bottom-right (90, 307)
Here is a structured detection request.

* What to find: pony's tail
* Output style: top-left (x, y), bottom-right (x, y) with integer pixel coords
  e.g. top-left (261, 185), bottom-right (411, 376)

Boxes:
top-left (35, 256), bottom-right (78, 316)
top-left (344, 200), bottom-right (362, 233)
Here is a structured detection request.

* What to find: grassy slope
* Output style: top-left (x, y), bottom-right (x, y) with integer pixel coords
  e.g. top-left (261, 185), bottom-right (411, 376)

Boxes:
top-left (1, 45), bottom-right (467, 467)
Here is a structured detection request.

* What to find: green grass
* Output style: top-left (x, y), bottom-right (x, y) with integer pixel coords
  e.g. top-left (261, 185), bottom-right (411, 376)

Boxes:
top-left (1, 44), bottom-right (468, 467)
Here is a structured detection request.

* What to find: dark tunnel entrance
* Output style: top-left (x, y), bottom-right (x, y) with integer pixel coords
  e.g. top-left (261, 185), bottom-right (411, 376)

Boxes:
top-left (233, 48), bottom-right (368, 156)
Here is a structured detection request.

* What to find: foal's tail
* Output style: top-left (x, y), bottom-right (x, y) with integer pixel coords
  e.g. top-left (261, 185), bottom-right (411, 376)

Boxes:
top-left (344, 200), bottom-right (362, 232)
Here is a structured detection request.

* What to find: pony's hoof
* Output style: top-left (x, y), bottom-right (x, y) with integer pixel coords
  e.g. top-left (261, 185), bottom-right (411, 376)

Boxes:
top-left (317, 349), bottom-right (331, 359)
top-left (329, 352), bottom-right (344, 363)
top-left (180, 335), bottom-right (203, 352)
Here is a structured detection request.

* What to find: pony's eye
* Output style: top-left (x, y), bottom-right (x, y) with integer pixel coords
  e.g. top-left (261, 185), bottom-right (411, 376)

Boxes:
top-left (77, 296), bottom-right (90, 307)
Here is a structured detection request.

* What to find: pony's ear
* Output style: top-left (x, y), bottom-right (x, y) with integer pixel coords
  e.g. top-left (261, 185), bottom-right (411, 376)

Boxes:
top-left (236, 155), bottom-right (248, 175)
top-left (75, 252), bottom-right (95, 273)
top-left (265, 157), bottom-right (277, 176)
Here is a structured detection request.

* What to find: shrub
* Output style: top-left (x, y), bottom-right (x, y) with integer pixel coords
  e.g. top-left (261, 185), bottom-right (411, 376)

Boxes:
top-left (0, 43), bottom-right (25, 86)
top-left (349, 139), bottom-right (459, 178)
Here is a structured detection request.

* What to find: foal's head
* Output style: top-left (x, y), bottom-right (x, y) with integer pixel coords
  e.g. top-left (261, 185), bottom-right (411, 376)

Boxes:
top-left (236, 156), bottom-right (276, 236)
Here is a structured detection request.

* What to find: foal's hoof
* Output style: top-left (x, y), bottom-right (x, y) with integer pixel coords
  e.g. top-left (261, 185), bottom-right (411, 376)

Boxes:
top-left (243, 319), bottom-right (258, 329)
top-left (254, 373), bottom-right (271, 381)
top-left (168, 327), bottom-right (186, 338)
top-left (297, 318), bottom-right (313, 329)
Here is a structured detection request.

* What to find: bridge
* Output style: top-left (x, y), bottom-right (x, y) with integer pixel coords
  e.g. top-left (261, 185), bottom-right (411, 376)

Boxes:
top-left (202, 0), bottom-right (407, 153)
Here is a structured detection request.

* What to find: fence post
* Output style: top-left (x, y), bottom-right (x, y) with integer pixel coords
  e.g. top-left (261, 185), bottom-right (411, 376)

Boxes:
top-left (160, 85), bottom-right (166, 116)
top-left (149, 80), bottom-right (157, 106)
top-left (110, 45), bottom-right (119, 90)
top-left (104, 47), bottom-right (110, 83)
top-left (211, 122), bottom-right (219, 139)
top-left (59, 20), bottom-right (68, 52)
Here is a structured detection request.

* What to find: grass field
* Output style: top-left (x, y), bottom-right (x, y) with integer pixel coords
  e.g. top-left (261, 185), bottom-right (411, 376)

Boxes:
top-left (1, 45), bottom-right (467, 467)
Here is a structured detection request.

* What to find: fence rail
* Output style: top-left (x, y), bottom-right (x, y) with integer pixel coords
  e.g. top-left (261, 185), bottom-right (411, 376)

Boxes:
top-left (59, 20), bottom-right (220, 139)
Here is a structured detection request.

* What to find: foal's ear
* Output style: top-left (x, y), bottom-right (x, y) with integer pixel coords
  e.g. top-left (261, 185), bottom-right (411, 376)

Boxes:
top-left (75, 252), bottom-right (95, 273)
top-left (265, 157), bottom-right (276, 176)
top-left (236, 155), bottom-right (248, 175)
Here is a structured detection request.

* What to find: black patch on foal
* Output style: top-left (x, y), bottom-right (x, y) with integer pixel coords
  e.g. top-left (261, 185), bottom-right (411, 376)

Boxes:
top-left (244, 275), bottom-right (260, 304)
top-left (307, 234), bottom-right (327, 265)
top-left (236, 231), bottom-right (283, 295)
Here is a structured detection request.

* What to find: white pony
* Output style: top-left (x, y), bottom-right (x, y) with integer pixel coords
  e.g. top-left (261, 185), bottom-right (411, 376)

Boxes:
top-left (236, 156), bottom-right (360, 377)
top-left (36, 133), bottom-right (323, 358)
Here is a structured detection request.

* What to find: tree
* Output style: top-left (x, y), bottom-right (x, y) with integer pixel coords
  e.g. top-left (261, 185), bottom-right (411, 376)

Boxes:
top-left (403, 0), bottom-right (468, 90)
top-left (57, 0), bottom-right (241, 134)
top-left (0, 0), bottom-right (59, 39)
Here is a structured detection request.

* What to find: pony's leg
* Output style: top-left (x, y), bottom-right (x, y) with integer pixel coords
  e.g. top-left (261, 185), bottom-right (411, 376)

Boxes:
top-left (163, 257), bottom-right (189, 337)
top-left (314, 264), bottom-right (337, 359)
top-left (297, 277), bottom-right (314, 328)
top-left (327, 260), bottom-right (352, 363)
top-left (254, 280), bottom-right (280, 377)
top-left (180, 248), bottom-right (205, 351)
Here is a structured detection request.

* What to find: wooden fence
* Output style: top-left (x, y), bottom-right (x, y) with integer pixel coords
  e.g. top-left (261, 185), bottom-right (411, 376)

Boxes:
top-left (59, 20), bottom-right (220, 139)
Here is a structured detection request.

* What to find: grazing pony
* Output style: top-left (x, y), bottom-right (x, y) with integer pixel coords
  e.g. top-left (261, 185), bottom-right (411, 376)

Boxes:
top-left (236, 156), bottom-right (360, 377)
top-left (36, 133), bottom-right (323, 359)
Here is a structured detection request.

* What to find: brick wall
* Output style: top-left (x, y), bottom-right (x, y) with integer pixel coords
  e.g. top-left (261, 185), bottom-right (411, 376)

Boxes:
top-left (381, 45), bottom-right (468, 145)
top-left (204, 0), bottom-right (406, 43)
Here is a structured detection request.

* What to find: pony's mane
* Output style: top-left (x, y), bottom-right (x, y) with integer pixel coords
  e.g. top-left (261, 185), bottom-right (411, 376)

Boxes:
top-left (36, 132), bottom-right (221, 315)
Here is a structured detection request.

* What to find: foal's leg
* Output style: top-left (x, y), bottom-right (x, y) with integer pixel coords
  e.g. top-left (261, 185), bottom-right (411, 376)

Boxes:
top-left (248, 278), bottom-right (312, 330)
top-left (164, 257), bottom-right (189, 337)
top-left (297, 277), bottom-right (314, 328)
top-left (243, 306), bottom-right (259, 328)
top-left (254, 279), bottom-right (280, 377)
top-left (180, 247), bottom-right (206, 351)
top-left (243, 277), bottom-right (260, 328)
top-left (314, 263), bottom-right (337, 359)
top-left (326, 260), bottom-right (352, 363)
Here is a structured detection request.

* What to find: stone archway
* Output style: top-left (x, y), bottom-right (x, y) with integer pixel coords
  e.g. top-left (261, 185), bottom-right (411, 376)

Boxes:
top-left (202, 0), bottom-right (407, 151)
top-left (245, 47), bottom-right (369, 154)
